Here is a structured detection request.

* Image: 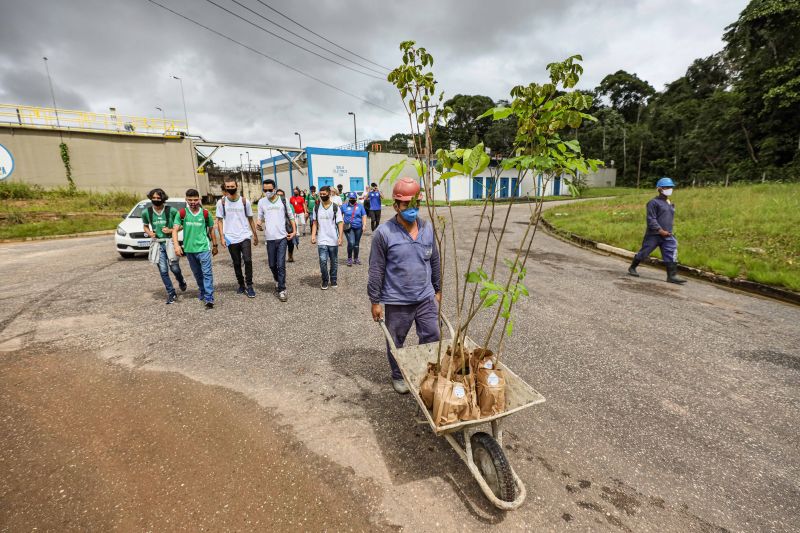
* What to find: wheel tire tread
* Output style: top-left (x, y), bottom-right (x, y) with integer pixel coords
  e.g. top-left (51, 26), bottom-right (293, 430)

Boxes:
top-left (471, 431), bottom-right (516, 502)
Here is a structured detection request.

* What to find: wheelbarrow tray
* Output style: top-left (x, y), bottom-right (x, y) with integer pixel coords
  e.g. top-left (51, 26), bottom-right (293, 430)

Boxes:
top-left (391, 333), bottom-right (545, 436)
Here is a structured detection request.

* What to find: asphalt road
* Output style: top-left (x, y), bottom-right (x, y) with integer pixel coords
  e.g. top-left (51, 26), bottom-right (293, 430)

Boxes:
top-left (1, 202), bottom-right (798, 531)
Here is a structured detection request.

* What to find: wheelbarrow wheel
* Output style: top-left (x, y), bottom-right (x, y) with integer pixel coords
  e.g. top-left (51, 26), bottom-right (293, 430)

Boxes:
top-left (471, 431), bottom-right (516, 502)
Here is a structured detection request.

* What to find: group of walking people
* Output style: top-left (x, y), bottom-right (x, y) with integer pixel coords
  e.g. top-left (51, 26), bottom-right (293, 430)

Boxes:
top-left (143, 178), bottom-right (386, 307)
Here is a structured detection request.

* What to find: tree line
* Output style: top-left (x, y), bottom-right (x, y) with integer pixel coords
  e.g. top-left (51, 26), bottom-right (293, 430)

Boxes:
top-left (372, 0), bottom-right (799, 187)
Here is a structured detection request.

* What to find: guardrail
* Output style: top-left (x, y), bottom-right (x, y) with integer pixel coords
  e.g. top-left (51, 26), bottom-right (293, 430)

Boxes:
top-left (0, 104), bottom-right (187, 136)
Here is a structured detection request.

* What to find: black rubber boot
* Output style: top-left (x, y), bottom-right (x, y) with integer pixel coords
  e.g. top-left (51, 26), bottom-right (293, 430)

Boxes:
top-left (628, 258), bottom-right (641, 277)
top-left (666, 262), bottom-right (687, 284)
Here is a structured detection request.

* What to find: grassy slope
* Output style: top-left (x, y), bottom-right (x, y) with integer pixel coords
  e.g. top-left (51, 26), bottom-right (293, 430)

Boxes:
top-left (543, 183), bottom-right (800, 291)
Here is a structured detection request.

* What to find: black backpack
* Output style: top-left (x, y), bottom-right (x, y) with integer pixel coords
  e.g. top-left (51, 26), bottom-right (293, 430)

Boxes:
top-left (313, 202), bottom-right (339, 234)
top-left (219, 196), bottom-right (250, 219)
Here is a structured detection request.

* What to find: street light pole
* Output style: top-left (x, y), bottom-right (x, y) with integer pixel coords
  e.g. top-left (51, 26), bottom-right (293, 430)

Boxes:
top-left (348, 111), bottom-right (357, 148)
top-left (294, 132), bottom-right (302, 148)
top-left (171, 75), bottom-right (189, 133)
top-left (155, 106), bottom-right (166, 133)
top-left (42, 57), bottom-right (61, 130)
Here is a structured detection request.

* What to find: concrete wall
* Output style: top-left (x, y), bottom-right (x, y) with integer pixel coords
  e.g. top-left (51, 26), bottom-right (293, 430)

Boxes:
top-left (367, 152), bottom-right (416, 198)
top-left (0, 125), bottom-right (205, 196)
top-left (583, 168), bottom-right (617, 188)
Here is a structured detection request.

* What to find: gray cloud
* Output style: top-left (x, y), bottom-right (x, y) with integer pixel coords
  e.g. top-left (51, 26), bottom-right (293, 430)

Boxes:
top-left (0, 0), bottom-right (747, 164)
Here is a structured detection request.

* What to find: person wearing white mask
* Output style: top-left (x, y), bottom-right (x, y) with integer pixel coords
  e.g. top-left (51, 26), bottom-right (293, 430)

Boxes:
top-left (628, 177), bottom-right (687, 284)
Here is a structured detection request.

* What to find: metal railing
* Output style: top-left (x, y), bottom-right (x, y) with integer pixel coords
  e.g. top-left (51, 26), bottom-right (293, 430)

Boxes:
top-left (0, 103), bottom-right (187, 136)
top-left (334, 139), bottom-right (376, 151)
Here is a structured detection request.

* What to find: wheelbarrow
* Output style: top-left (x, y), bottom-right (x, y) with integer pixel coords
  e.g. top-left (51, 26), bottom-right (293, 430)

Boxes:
top-left (378, 314), bottom-right (545, 510)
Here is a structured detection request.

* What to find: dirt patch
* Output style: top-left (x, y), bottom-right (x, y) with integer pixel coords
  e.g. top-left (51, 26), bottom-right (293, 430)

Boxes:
top-left (733, 349), bottom-right (800, 372)
top-left (0, 350), bottom-right (391, 531)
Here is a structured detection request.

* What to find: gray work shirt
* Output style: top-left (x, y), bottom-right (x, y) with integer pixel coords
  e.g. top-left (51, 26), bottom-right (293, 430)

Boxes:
top-left (645, 196), bottom-right (675, 235)
top-left (368, 217), bottom-right (441, 305)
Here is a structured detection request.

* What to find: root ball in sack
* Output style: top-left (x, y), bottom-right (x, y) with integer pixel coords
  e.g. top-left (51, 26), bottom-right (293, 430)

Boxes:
top-left (432, 377), bottom-right (471, 426)
top-left (440, 345), bottom-right (467, 377)
top-left (419, 362), bottom-right (439, 410)
top-left (477, 367), bottom-right (506, 416)
top-left (453, 371), bottom-right (481, 421)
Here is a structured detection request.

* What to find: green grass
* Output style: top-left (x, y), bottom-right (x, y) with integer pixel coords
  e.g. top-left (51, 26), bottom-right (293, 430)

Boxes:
top-left (543, 183), bottom-right (800, 291)
top-left (578, 187), bottom-right (642, 198)
top-left (0, 216), bottom-right (119, 240)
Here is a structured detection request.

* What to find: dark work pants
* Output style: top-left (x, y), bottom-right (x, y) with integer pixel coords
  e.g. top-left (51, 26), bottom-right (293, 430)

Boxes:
top-left (266, 239), bottom-right (287, 291)
top-left (384, 297), bottom-right (440, 380)
top-left (635, 234), bottom-right (678, 263)
top-left (369, 209), bottom-right (381, 231)
top-left (227, 238), bottom-right (253, 288)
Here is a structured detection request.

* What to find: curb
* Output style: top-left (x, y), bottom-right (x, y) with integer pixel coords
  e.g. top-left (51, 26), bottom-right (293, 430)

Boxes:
top-left (540, 218), bottom-right (800, 307)
top-left (0, 229), bottom-right (116, 244)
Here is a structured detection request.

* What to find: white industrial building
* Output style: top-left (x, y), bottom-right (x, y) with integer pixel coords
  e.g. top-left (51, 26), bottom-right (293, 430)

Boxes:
top-left (261, 148), bottom-right (611, 200)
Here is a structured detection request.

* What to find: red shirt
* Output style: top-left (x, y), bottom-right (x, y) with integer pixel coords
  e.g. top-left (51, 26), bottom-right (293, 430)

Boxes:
top-left (289, 195), bottom-right (306, 214)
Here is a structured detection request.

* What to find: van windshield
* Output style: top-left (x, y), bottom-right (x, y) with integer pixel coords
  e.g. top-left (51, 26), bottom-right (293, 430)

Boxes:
top-left (129, 201), bottom-right (186, 218)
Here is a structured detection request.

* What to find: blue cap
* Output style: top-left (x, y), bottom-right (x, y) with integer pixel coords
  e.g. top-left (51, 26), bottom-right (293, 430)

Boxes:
top-left (348, 191), bottom-right (357, 199)
top-left (656, 177), bottom-right (675, 188)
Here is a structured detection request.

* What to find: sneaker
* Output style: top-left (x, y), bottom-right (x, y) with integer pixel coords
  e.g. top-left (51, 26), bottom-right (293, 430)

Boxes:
top-left (347, 258), bottom-right (353, 267)
top-left (354, 258), bottom-right (362, 265)
top-left (166, 294), bottom-right (177, 305)
top-left (246, 286), bottom-right (256, 298)
top-left (179, 281), bottom-right (187, 292)
top-left (331, 281), bottom-right (338, 289)
top-left (392, 378), bottom-right (409, 394)
top-left (321, 281), bottom-right (329, 290)
top-left (205, 302), bottom-right (214, 309)
top-left (237, 285), bottom-right (246, 295)
top-left (278, 290), bottom-right (287, 302)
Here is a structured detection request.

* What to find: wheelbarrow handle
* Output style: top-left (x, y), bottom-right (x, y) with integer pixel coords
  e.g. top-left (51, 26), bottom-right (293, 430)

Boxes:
top-left (377, 319), bottom-right (398, 354)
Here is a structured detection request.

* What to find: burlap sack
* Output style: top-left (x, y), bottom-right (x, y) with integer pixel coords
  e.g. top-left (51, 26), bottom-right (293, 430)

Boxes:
top-left (471, 348), bottom-right (496, 374)
top-left (453, 371), bottom-right (481, 420)
top-left (439, 345), bottom-right (467, 377)
top-left (476, 367), bottom-right (506, 417)
top-left (419, 362), bottom-right (439, 409)
top-left (432, 377), bottom-right (471, 427)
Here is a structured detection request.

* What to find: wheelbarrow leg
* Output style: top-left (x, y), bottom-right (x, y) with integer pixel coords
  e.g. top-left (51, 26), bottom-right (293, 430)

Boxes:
top-left (492, 419), bottom-right (503, 448)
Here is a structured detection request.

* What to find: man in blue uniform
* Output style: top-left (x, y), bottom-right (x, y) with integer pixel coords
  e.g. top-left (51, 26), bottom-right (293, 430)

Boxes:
top-left (628, 177), bottom-right (687, 284)
top-left (368, 177), bottom-right (441, 394)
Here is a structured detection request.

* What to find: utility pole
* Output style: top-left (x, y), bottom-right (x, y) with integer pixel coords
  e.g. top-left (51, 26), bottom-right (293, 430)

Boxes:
top-left (155, 106), bottom-right (166, 133)
top-left (172, 75), bottom-right (189, 133)
top-left (348, 111), bottom-right (357, 148)
top-left (42, 57), bottom-right (62, 134)
top-left (294, 132), bottom-right (302, 148)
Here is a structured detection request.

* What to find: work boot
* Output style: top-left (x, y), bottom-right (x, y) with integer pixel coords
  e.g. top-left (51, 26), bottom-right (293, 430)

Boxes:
top-left (628, 258), bottom-right (641, 277)
top-left (288, 252), bottom-right (294, 263)
top-left (392, 378), bottom-right (409, 394)
top-left (666, 263), bottom-right (687, 284)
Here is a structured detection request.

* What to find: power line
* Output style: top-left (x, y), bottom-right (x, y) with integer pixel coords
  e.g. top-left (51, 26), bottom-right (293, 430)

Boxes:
top-left (253, 0), bottom-right (392, 72)
top-left (200, 0), bottom-right (384, 80)
top-left (226, 0), bottom-right (387, 77)
top-left (144, 0), bottom-right (399, 114)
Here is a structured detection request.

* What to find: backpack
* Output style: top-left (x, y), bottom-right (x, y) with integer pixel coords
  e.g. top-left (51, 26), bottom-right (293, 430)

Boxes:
top-left (219, 196), bottom-right (250, 219)
top-left (314, 202), bottom-right (339, 235)
top-left (279, 197), bottom-right (293, 234)
top-left (146, 205), bottom-right (173, 232)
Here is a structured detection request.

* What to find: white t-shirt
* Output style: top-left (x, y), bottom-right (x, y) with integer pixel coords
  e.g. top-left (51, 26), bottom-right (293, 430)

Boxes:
top-left (215, 196), bottom-right (253, 244)
top-left (314, 203), bottom-right (343, 246)
top-left (257, 196), bottom-right (295, 241)
top-left (331, 194), bottom-right (342, 206)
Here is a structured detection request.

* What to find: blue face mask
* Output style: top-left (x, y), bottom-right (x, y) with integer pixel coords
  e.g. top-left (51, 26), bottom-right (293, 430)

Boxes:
top-left (399, 207), bottom-right (418, 223)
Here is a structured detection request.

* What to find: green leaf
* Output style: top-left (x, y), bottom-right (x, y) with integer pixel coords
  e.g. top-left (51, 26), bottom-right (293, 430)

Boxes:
top-left (440, 171), bottom-right (461, 180)
top-left (505, 320), bottom-right (513, 337)
top-left (480, 287), bottom-right (489, 299)
top-left (412, 159), bottom-right (427, 178)
top-left (482, 281), bottom-right (503, 292)
top-left (381, 161), bottom-right (405, 184)
top-left (519, 283), bottom-right (529, 296)
top-left (465, 271), bottom-right (480, 283)
top-left (482, 293), bottom-right (499, 308)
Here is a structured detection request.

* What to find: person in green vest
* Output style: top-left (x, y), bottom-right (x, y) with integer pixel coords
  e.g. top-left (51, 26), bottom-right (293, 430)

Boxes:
top-left (305, 186), bottom-right (317, 218)
top-left (172, 189), bottom-right (218, 309)
top-left (142, 188), bottom-right (186, 304)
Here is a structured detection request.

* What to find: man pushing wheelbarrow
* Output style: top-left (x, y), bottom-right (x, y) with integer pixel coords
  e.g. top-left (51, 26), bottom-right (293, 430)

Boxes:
top-left (367, 177), bottom-right (442, 394)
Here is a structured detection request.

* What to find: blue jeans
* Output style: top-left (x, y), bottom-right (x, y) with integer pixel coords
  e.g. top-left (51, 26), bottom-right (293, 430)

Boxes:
top-left (317, 245), bottom-right (338, 284)
top-left (186, 250), bottom-right (214, 303)
top-left (345, 227), bottom-right (363, 259)
top-left (635, 234), bottom-right (678, 263)
top-left (384, 297), bottom-right (440, 380)
top-left (266, 239), bottom-right (288, 291)
top-left (157, 242), bottom-right (185, 297)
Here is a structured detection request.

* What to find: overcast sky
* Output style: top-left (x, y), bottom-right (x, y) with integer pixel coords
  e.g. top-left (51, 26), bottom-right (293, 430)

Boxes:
top-left (0, 0), bottom-right (748, 165)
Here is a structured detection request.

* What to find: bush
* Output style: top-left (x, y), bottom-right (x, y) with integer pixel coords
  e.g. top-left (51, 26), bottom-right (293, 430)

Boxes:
top-left (0, 182), bottom-right (46, 199)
